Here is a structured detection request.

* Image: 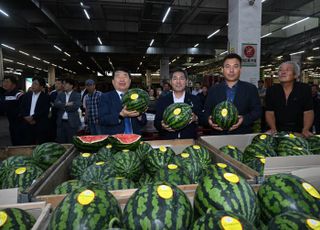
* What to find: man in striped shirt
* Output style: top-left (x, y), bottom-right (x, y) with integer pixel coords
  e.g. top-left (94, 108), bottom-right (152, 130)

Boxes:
top-left (84, 79), bottom-right (102, 135)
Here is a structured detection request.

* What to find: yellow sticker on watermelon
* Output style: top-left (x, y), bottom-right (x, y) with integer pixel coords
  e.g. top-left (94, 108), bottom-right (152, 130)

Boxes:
top-left (0, 211), bottom-right (8, 227)
top-left (306, 219), bottom-right (320, 229)
top-left (95, 162), bottom-right (105, 166)
top-left (159, 146), bottom-right (167, 152)
top-left (221, 108), bottom-right (228, 117)
top-left (130, 93), bottom-right (139, 100)
top-left (260, 134), bottom-right (267, 140)
top-left (302, 182), bottom-right (320, 199)
top-left (106, 144), bottom-right (112, 149)
top-left (227, 145), bottom-right (236, 149)
top-left (173, 108), bottom-right (181, 115)
top-left (168, 164), bottom-right (178, 170)
top-left (193, 145), bottom-right (201, 150)
top-left (217, 163), bottom-right (227, 168)
top-left (157, 185), bottom-right (173, 199)
top-left (224, 173), bottom-right (240, 184)
top-left (77, 189), bottom-right (95, 205)
top-left (220, 216), bottom-right (243, 230)
top-left (181, 153), bottom-right (190, 158)
top-left (15, 167), bottom-right (27, 175)
top-left (82, 153), bottom-right (91, 158)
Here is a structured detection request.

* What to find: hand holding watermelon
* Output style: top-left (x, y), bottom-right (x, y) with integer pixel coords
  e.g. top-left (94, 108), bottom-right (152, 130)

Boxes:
top-left (228, 115), bottom-right (243, 131)
top-left (161, 120), bottom-right (175, 132)
top-left (120, 106), bottom-right (141, 118)
top-left (210, 101), bottom-right (239, 130)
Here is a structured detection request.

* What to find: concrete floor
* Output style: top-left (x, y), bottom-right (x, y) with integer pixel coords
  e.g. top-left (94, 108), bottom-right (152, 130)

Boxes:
top-left (0, 116), bottom-right (11, 147)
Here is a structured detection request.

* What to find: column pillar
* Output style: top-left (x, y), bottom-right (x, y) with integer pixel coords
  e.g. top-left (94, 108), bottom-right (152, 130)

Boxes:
top-left (146, 69), bottom-right (152, 88)
top-left (228, 0), bottom-right (262, 85)
top-left (160, 57), bottom-right (169, 84)
top-left (48, 66), bottom-right (55, 86)
top-left (0, 48), bottom-right (4, 82)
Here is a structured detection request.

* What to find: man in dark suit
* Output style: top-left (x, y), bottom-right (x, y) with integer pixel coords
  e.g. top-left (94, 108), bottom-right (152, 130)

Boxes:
top-left (154, 68), bottom-right (201, 139)
top-left (19, 77), bottom-right (50, 145)
top-left (54, 78), bottom-right (81, 143)
top-left (99, 67), bottom-right (147, 135)
top-left (203, 53), bottom-right (261, 135)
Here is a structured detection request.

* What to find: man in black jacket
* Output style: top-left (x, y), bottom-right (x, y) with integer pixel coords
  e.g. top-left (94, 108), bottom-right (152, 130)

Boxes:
top-left (154, 68), bottom-right (201, 139)
top-left (203, 53), bottom-right (261, 134)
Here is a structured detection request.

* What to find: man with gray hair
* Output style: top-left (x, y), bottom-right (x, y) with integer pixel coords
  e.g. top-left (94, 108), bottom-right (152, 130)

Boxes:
top-left (265, 61), bottom-right (314, 137)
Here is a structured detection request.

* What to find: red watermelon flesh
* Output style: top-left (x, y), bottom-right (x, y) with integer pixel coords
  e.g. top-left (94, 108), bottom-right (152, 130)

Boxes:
top-left (108, 134), bottom-right (142, 150)
top-left (77, 135), bottom-right (109, 143)
top-left (112, 134), bottom-right (141, 144)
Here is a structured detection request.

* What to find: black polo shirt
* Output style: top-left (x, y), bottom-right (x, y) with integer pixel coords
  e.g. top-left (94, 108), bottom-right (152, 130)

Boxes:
top-left (265, 82), bottom-right (313, 132)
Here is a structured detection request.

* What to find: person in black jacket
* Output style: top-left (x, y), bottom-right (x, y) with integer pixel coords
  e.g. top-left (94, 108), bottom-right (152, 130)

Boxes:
top-left (203, 53), bottom-right (261, 135)
top-left (154, 68), bottom-right (201, 139)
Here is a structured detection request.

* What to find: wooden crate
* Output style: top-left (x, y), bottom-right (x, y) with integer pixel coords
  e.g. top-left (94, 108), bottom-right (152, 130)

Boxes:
top-left (0, 144), bottom-right (74, 202)
top-left (0, 202), bottom-right (51, 230)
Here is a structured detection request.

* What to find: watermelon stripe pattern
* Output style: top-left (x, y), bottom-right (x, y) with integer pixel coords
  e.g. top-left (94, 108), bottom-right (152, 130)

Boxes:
top-left (70, 153), bottom-right (96, 179)
top-left (183, 145), bottom-right (212, 169)
top-left (0, 208), bottom-right (36, 229)
top-left (53, 180), bottom-right (85, 195)
top-left (212, 100), bottom-right (238, 130)
top-left (219, 145), bottom-right (243, 161)
top-left (122, 88), bottom-right (150, 113)
top-left (144, 146), bottom-right (175, 175)
top-left (163, 103), bottom-right (193, 130)
top-left (105, 177), bottom-right (136, 190)
top-left (32, 142), bottom-right (66, 169)
top-left (80, 162), bottom-right (116, 184)
top-left (153, 164), bottom-right (193, 186)
top-left (113, 150), bottom-right (143, 181)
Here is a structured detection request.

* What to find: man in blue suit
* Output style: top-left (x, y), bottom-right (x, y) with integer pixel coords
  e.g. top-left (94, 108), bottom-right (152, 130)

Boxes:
top-left (203, 53), bottom-right (261, 134)
top-left (99, 67), bottom-right (147, 135)
top-left (154, 68), bottom-right (201, 139)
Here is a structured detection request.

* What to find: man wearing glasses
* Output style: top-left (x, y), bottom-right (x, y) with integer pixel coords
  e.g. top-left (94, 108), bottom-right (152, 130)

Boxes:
top-left (154, 68), bottom-right (201, 139)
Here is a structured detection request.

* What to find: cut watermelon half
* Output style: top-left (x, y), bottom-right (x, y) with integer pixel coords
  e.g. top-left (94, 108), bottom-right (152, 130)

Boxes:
top-left (77, 135), bottom-right (109, 143)
top-left (108, 134), bottom-right (142, 150)
top-left (73, 135), bottom-right (109, 152)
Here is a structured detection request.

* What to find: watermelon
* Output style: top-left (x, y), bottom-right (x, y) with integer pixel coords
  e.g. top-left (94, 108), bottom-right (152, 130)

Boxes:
top-left (122, 88), bottom-right (149, 113)
top-left (306, 135), bottom-right (320, 154)
top-left (48, 187), bottom-right (122, 230)
top-left (105, 177), bottom-right (136, 190)
top-left (162, 103), bottom-right (192, 130)
top-left (173, 152), bottom-right (203, 183)
top-left (135, 141), bottom-right (153, 161)
top-left (277, 134), bottom-right (309, 152)
top-left (108, 134), bottom-right (141, 150)
top-left (194, 168), bottom-right (260, 224)
top-left (246, 155), bottom-right (266, 176)
top-left (70, 152), bottom-right (96, 179)
top-left (153, 164), bottom-right (193, 186)
top-left (204, 163), bottom-right (237, 175)
top-left (123, 182), bottom-right (193, 229)
top-left (192, 209), bottom-right (257, 230)
top-left (183, 144), bottom-right (212, 169)
top-left (80, 161), bottom-right (116, 184)
top-left (219, 145), bottom-right (244, 161)
top-left (257, 174), bottom-right (320, 224)
top-left (32, 142), bottom-right (66, 169)
top-left (251, 133), bottom-right (277, 149)
top-left (277, 146), bottom-right (312, 156)
top-left (144, 146), bottom-right (175, 175)
top-left (53, 179), bottom-right (85, 195)
top-left (243, 142), bottom-right (277, 165)
top-left (1, 165), bottom-right (43, 191)
top-left (0, 208), bottom-right (36, 229)
top-left (113, 150), bottom-right (143, 181)
top-left (138, 173), bottom-right (154, 187)
top-left (73, 135), bottom-right (109, 152)
top-left (268, 211), bottom-right (320, 230)
top-left (95, 144), bottom-right (115, 162)
top-left (212, 100), bottom-right (238, 130)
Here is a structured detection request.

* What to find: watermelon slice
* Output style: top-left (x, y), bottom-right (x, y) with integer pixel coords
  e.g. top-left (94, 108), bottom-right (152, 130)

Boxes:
top-left (73, 135), bottom-right (109, 152)
top-left (108, 134), bottom-right (141, 150)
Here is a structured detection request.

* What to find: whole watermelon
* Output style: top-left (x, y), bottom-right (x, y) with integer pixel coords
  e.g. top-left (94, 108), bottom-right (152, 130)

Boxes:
top-left (153, 164), bottom-right (193, 186)
top-left (277, 134), bottom-right (309, 152)
top-left (257, 174), bottom-right (320, 224)
top-left (182, 144), bottom-right (212, 169)
top-left (108, 134), bottom-right (141, 150)
top-left (192, 209), bottom-right (257, 230)
top-left (204, 163), bottom-right (236, 175)
top-left (173, 152), bottom-right (203, 183)
top-left (243, 142), bottom-right (277, 165)
top-left (277, 146), bottom-right (312, 157)
top-left (48, 187), bottom-right (122, 230)
top-left (73, 135), bottom-right (109, 152)
top-left (53, 179), bottom-right (85, 195)
top-left (105, 177), bottom-right (136, 190)
top-left (113, 150), bottom-right (143, 181)
top-left (135, 141), bottom-right (153, 161)
top-left (212, 100), bottom-right (238, 130)
top-left (268, 211), bottom-right (320, 230)
top-left (95, 144), bottom-right (116, 162)
top-left (163, 103), bottom-right (192, 130)
top-left (307, 135), bottom-right (320, 154)
top-left (2, 165), bottom-right (43, 191)
top-left (122, 88), bottom-right (149, 113)
top-left (194, 167), bottom-right (260, 224)
top-left (70, 152), bottom-right (96, 179)
top-left (0, 208), bottom-right (36, 229)
top-left (32, 142), bottom-right (66, 169)
top-left (80, 161), bottom-right (116, 184)
top-left (251, 133), bottom-right (277, 149)
top-left (246, 155), bottom-right (266, 176)
top-left (219, 145), bottom-right (243, 161)
top-left (123, 182), bottom-right (193, 229)
top-left (144, 146), bottom-right (176, 175)
top-left (138, 173), bottom-right (154, 187)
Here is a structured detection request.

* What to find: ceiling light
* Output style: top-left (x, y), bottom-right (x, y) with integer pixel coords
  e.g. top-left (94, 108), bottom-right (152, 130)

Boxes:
top-left (77, 61), bottom-right (82, 65)
top-left (1, 43), bottom-right (15, 50)
top-left (261, 32), bottom-right (272, 38)
top-left (27, 65), bottom-right (34, 68)
top-left (207, 29), bottom-right (220, 39)
top-left (172, 58), bottom-right (176, 63)
top-left (32, 56), bottom-right (41, 60)
top-left (3, 58), bottom-right (13, 62)
top-left (313, 47), bottom-right (320, 50)
top-left (162, 7), bottom-right (171, 23)
top-left (43, 60), bottom-right (50, 64)
top-left (261, 0), bottom-right (267, 3)
top-left (0, 9), bottom-right (9, 17)
top-left (58, 66), bottom-right (63, 69)
top-left (194, 43), bottom-right (199, 48)
top-left (86, 66), bottom-right (90, 70)
top-left (139, 62), bottom-right (143, 65)
top-left (281, 17), bottom-right (310, 30)
top-left (290, 50), bottom-right (305, 55)
top-left (36, 67), bottom-right (42, 71)
top-left (277, 55), bottom-right (283, 59)
top-left (97, 37), bottom-right (102, 45)
top-left (83, 9), bottom-right (90, 20)
top-left (219, 50), bottom-right (228, 56)
top-left (43, 69), bottom-right (48, 72)
top-left (80, 2), bottom-right (83, 6)
top-left (18, 50), bottom-right (30, 56)
top-left (51, 64), bottom-right (57, 67)
top-left (64, 52), bottom-right (71, 57)
top-left (149, 39), bottom-right (154, 46)
top-left (307, 56), bottom-right (315, 60)
top-left (17, 62), bottom-right (25, 66)
top-left (53, 45), bottom-right (62, 51)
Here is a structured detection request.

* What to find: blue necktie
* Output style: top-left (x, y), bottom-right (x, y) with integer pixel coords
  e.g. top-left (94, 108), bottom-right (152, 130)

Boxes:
top-left (120, 93), bottom-right (133, 134)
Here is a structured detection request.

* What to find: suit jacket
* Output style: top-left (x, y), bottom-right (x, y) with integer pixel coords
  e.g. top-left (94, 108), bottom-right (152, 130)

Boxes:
top-left (19, 91), bottom-right (50, 126)
top-left (54, 91), bottom-right (81, 128)
top-left (99, 90), bottom-right (147, 135)
top-left (203, 80), bottom-right (261, 134)
top-left (154, 92), bottom-right (201, 139)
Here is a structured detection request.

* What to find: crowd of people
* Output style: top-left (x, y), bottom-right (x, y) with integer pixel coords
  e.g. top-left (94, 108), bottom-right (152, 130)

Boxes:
top-left (1, 53), bottom-right (320, 146)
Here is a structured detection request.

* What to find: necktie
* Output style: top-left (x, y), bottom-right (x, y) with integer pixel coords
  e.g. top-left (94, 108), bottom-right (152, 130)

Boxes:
top-left (120, 93), bottom-right (133, 134)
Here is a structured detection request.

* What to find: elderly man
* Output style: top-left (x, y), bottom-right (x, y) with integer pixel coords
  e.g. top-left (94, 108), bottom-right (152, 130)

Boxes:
top-left (265, 61), bottom-right (314, 137)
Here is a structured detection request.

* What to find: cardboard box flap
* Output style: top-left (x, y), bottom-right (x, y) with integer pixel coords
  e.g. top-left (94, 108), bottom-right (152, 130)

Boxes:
top-left (291, 167), bottom-right (320, 191)
top-left (0, 188), bottom-right (18, 205)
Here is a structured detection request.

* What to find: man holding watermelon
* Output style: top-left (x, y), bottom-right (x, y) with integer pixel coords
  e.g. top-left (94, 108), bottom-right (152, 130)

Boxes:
top-left (99, 67), bottom-right (147, 134)
top-left (204, 53), bottom-right (261, 134)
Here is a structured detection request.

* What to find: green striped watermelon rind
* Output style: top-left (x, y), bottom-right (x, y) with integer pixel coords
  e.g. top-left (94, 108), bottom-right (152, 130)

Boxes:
top-left (122, 88), bottom-right (150, 113)
top-left (212, 100), bottom-right (238, 130)
top-left (0, 208), bottom-right (36, 229)
top-left (163, 103), bottom-right (193, 130)
top-left (153, 164), bottom-right (193, 186)
top-left (32, 142), bottom-right (66, 169)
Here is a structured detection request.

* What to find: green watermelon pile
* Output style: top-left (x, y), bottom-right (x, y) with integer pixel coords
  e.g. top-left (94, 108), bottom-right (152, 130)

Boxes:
top-left (0, 142), bottom-right (66, 191)
top-left (0, 208), bottom-right (36, 229)
top-left (162, 102), bottom-right (193, 130)
top-left (122, 88), bottom-right (150, 113)
top-left (212, 100), bottom-right (238, 130)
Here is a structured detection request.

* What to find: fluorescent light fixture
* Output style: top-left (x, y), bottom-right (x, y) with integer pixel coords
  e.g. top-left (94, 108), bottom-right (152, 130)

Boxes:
top-left (32, 56), bottom-right (41, 60)
top-left (207, 29), bottom-right (220, 39)
top-left (313, 47), bottom-right (320, 50)
top-left (77, 61), bottom-right (82, 65)
top-left (52, 63), bottom-right (57, 67)
top-left (219, 50), bottom-right (228, 56)
top-left (17, 62), bottom-right (25, 66)
top-left (36, 67), bottom-right (42, 71)
top-left (194, 43), bottom-right (199, 48)
top-left (261, 32), bottom-right (272, 38)
top-left (83, 9), bottom-right (90, 20)
top-left (281, 17), bottom-right (310, 30)
top-left (19, 50), bottom-right (30, 56)
top-left (149, 39), bottom-right (154, 46)
top-left (3, 58), bottom-right (13, 62)
top-left (1, 43), bottom-right (15, 50)
top-left (53, 45), bottom-right (62, 51)
top-left (0, 9), bottom-right (9, 17)
top-left (43, 60), bottom-right (50, 64)
top-left (139, 62), bottom-right (143, 65)
top-left (27, 65), bottom-right (34, 68)
top-left (43, 69), bottom-right (48, 72)
top-left (131, 73), bottom-right (142, 77)
top-left (97, 37), bottom-right (102, 45)
top-left (97, 72), bottom-right (103, 76)
top-left (307, 56), bottom-right (315, 60)
top-left (261, 0), bottom-right (267, 3)
top-left (80, 2), bottom-right (83, 6)
top-left (172, 58), bottom-right (176, 63)
top-left (143, 56), bottom-right (145, 59)
top-left (226, 23), bottom-right (229, 26)
top-left (277, 55), bottom-right (283, 59)
top-left (162, 7), bottom-right (171, 23)
top-left (64, 52), bottom-right (71, 57)
top-left (13, 72), bottom-right (22, 76)
top-left (289, 50), bottom-right (305, 56)
top-left (58, 66), bottom-right (63, 69)
top-left (86, 66), bottom-right (90, 70)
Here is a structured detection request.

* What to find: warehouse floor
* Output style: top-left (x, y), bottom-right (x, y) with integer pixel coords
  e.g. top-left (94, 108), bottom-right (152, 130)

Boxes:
top-left (0, 116), bottom-right (11, 147)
